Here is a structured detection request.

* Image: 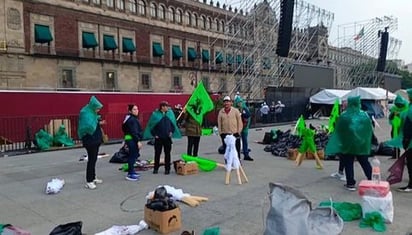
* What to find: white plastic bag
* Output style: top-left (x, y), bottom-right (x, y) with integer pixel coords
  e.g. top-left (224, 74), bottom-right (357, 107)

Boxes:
top-left (45, 178), bottom-right (65, 194)
top-left (361, 191), bottom-right (394, 223)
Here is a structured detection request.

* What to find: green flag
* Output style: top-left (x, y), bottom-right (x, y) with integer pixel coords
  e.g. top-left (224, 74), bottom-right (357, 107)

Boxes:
top-left (328, 99), bottom-right (340, 133)
top-left (294, 115), bottom-right (306, 137)
top-left (185, 81), bottom-right (214, 125)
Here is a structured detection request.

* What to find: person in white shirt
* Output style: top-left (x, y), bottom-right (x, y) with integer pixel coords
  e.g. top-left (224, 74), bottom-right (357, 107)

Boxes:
top-left (274, 101), bottom-right (285, 122)
top-left (260, 102), bottom-right (270, 123)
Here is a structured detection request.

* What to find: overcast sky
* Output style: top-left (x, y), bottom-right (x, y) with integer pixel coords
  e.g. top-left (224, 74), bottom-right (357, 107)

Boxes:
top-left (308, 0), bottom-right (411, 64)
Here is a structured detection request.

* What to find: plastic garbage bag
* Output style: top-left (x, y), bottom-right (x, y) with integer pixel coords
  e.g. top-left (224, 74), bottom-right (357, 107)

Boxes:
top-left (94, 220), bottom-right (148, 235)
top-left (49, 221), bottom-right (82, 235)
top-left (45, 178), bottom-right (65, 194)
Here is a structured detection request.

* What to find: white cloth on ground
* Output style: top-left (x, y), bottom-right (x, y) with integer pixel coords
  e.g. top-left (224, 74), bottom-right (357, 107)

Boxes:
top-left (224, 135), bottom-right (240, 171)
top-left (45, 178), bottom-right (65, 194)
top-left (94, 220), bottom-right (148, 235)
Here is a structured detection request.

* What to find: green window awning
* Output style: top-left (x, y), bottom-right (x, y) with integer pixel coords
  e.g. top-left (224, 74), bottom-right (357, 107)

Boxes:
top-left (202, 49), bottom-right (210, 62)
top-left (34, 24), bottom-right (53, 44)
top-left (122, 37), bottom-right (136, 53)
top-left (226, 54), bottom-right (234, 65)
top-left (152, 42), bottom-right (164, 57)
top-left (215, 52), bottom-right (223, 64)
top-left (103, 35), bottom-right (117, 50)
top-left (187, 47), bottom-right (197, 61)
top-left (236, 55), bottom-right (243, 64)
top-left (82, 32), bottom-right (98, 49)
top-left (172, 45), bottom-right (183, 59)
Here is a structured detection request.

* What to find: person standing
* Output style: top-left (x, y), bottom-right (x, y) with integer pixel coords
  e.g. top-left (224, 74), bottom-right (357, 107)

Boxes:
top-left (274, 101), bottom-right (285, 122)
top-left (325, 96), bottom-right (373, 191)
top-left (260, 102), bottom-right (270, 123)
top-left (122, 104), bottom-right (143, 181)
top-left (143, 101), bottom-right (181, 174)
top-left (234, 96), bottom-right (254, 161)
top-left (184, 110), bottom-right (201, 157)
top-left (388, 95), bottom-right (408, 159)
top-left (78, 96), bottom-right (104, 190)
top-left (398, 88), bottom-right (412, 192)
top-left (218, 96), bottom-right (243, 159)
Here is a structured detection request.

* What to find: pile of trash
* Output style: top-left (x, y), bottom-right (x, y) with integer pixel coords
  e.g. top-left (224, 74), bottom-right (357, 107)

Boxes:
top-left (263, 129), bottom-right (329, 158)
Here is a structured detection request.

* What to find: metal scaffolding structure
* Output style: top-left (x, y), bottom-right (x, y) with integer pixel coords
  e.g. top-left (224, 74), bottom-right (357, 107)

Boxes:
top-left (209, 0), bottom-right (334, 99)
top-left (333, 16), bottom-right (401, 88)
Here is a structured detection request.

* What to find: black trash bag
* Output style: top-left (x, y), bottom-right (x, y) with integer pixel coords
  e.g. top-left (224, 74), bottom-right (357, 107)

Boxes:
top-left (49, 221), bottom-right (82, 235)
top-left (109, 144), bottom-right (129, 163)
top-left (146, 186), bottom-right (177, 211)
top-left (218, 145), bottom-right (225, 154)
top-left (377, 142), bottom-right (394, 156)
top-left (147, 138), bottom-right (155, 145)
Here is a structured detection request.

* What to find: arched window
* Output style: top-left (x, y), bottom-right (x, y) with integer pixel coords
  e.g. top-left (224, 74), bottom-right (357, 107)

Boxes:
top-left (221, 21), bottom-right (225, 32)
top-left (216, 19), bottom-right (220, 31)
top-left (208, 17), bottom-right (212, 30)
top-left (186, 12), bottom-right (192, 26)
top-left (138, 0), bottom-right (146, 16)
top-left (201, 16), bottom-right (207, 29)
top-left (169, 7), bottom-right (175, 22)
top-left (129, 0), bottom-right (137, 13)
top-left (159, 5), bottom-right (166, 20)
top-left (106, 0), bottom-right (114, 8)
top-left (194, 13), bottom-right (198, 27)
top-left (150, 2), bottom-right (157, 18)
top-left (177, 9), bottom-right (183, 24)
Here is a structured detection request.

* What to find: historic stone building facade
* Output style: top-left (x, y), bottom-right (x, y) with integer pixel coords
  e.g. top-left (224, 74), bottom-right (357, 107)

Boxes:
top-left (0, 0), bottom-right (259, 94)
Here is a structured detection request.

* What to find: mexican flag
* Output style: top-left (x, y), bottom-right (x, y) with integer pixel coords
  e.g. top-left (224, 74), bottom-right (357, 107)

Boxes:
top-left (354, 27), bottom-right (365, 41)
top-left (185, 81), bottom-right (214, 125)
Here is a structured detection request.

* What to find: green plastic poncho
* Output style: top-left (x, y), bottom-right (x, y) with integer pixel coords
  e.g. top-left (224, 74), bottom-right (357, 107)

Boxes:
top-left (234, 97), bottom-right (251, 134)
top-left (359, 212), bottom-right (386, 232)
top-left (77, 96), bottom-right (103, 139)
top-left (35, 129), bottom-right (53, 150)
top-left (325, 96), bottom-right (373, 156)
top-left (389, 95), bottom-right (408, 137)
top-left (143, 108), bottom-right (181, 139)
top-left (319, 201), bottom-right (362, 222)
top-left (53, 125), bottom-right (74, 147)
top-left (298, 127), bottom-right (317, 154)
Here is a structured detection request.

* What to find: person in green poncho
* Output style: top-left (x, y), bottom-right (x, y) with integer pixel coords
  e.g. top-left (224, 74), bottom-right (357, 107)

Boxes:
top-left (325, 96), bottom-right (372, 191)
top-left (234, 96), bottom-right (254, 161)
top-left (295, 126), bottom-right (323, 169)
top-left (78, 96), bottom-right (104, 190)
top-left (397, 88), bottom-right (412, 192)
top-left (388, 95), bottom-right (408, 159)
top-left (143, 101), bottom-right (181, 175)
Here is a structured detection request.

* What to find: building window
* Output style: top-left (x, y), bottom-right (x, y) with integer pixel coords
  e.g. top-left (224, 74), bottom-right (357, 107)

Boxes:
top-left (208, 17), bottom-right (212, 30)
top-left (194, 13), bottom-right (198, 27)
top-left (34, 24), bottom-right (53, 44)
top-left (140, 73), bottom-right (151, 90)
top-left (117, 0), bottom-right (125, 10)
top-left (216, 19), bottom-right (220, 31)
top-left (172, 75), bottom-right (182, 88)
top-left (92, 0), bottom-right (101, 5)
top-left (61, 69), bottom-right (75, 88)
top-left (129, 0), bottom-right (137, 13)
top-left (150, 3), bottom-right (157, 18)
top-left (177, 9), bottom-right (183, 24)
top-left (221, 21), bottom-right (225, 32)
top-left (202, 16), bottom-right (206, 29)
top-left (186, 12), bottom-right (192, 26)
top-left (106, 0), bottom-right (114, 8)
top-left (169, 7), bottom-right (175, 22)
top-left (159, 5), bottom-right (166, 20)
top-left (138, 0), bottom-right (146, 15)
top-left (105, 71), bottom-right (117, 90)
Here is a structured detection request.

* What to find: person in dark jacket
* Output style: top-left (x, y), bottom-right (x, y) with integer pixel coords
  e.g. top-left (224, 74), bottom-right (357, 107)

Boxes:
top-left (143, 101), bottom-right (181, 174)
top-left (184, 110), bottom-right (202, 157)
top-left (122, 104), bottom-right (143, 181)
top-left (78, 96), bottom-right (104, 190)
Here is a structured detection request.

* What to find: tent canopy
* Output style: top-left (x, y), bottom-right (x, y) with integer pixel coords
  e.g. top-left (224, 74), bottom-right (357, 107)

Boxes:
top-left (341, 87), bottom-right (395, 100)
top-left (310, 89), bottom-right (350, 104)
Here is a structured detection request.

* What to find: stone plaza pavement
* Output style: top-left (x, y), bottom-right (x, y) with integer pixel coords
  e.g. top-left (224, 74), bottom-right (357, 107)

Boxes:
top-left (1, 119), bottom-right (412, 235)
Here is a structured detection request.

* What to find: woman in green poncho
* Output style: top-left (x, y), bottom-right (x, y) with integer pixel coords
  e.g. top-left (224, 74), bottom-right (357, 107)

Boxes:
top-left (295, 126), bottom-right (323, 169)
top-left (325, 96), bottom-right (373, 191)
top-left (78, 96), bottom-right (104, 190)
top-left (388, 95), bottom-right (408, 159)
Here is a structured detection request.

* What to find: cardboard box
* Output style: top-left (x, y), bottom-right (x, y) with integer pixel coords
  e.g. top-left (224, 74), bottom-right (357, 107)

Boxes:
top-left (287, 148), bottom-right (305, 161)
top-left (144, 206), bottom-right (181, 234)
top-left (176, 161), bottom-right (199, 175)
top-left (306, 149), bottom-right (325, 160)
